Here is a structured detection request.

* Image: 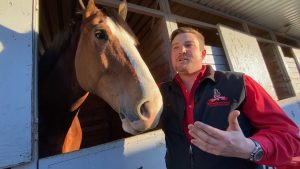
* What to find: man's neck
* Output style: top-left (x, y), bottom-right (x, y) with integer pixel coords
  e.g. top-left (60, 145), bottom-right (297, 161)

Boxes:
top-left (178, 70), bottom-right (200, 91)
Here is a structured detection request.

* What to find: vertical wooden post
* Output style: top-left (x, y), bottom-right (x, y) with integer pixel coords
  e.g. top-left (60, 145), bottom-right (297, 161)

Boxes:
top-left (242, 22), bottom-right (250, 34)
top-left (158, 0), bottom-right (178, 78)
top-left (276, 46), bottom-right (297, 96)
top-left (0, 0), bottom-right (38, 168)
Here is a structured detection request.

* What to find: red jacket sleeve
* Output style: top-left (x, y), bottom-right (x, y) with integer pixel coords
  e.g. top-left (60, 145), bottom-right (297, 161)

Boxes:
top-left (242, 75), bottom-right (300, 166)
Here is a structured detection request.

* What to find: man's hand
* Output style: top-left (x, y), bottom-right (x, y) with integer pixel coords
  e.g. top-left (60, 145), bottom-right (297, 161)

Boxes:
top-left (188, 110), bottom-right (255, 159)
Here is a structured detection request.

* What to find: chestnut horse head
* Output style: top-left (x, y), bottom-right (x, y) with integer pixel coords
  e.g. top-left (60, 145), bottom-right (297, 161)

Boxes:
top-left (75, 0), bottom-right (162, 134)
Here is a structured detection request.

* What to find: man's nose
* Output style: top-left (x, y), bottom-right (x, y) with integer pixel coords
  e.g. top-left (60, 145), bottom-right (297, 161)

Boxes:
top-left (180, 46), bottom-right (187, 54)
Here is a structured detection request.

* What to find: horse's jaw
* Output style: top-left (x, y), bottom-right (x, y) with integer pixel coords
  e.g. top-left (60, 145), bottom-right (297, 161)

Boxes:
top-left (111, 92), bottom-right (163, 135)
top-left (121, 118), bottom-right (142, 135)
top-left (119, 96), bottom-right (163, 135)
top-left (120, 109), bottom-right (162, 135)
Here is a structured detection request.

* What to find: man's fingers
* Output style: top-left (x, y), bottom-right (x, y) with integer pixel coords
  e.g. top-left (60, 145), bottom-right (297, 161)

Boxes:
top-left (192, 121), bottom-right (223, 139)
top-left (227, 110), bottom-right (242, 131)
top-left (191, 138), bottom-right (220, 155)
top-left (188, 124), bottom-right (220, 146)
top-left (191, 138), bottom-right (211, 152)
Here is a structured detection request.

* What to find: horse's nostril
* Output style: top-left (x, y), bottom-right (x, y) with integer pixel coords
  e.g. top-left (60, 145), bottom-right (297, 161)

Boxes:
top-left (140, 101), bottom-right (151, 119)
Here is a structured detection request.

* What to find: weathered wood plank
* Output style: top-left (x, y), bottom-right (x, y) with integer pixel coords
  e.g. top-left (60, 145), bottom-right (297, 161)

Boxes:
top-left (218, 24), bottom-right (277, 99)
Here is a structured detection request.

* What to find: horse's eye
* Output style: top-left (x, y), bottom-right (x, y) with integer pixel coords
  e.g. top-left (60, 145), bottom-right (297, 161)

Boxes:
top-left (95, 30), bottom-right (108, 41)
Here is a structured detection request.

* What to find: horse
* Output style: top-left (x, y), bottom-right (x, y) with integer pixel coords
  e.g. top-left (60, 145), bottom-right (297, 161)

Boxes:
top-left (38, 0), bottom-right (163, 157)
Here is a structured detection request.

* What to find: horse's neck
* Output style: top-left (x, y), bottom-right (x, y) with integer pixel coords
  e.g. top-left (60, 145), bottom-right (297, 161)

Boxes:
top-left (39, 23), bottom-right (87, 111)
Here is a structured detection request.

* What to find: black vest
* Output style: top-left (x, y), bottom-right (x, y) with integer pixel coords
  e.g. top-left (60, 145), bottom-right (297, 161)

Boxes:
top-left (160, 68), bottom-right (263, 169)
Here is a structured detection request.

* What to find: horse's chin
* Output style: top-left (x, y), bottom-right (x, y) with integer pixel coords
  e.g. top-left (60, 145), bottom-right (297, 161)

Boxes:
top-left (121, 118), bottom-right (148, 135)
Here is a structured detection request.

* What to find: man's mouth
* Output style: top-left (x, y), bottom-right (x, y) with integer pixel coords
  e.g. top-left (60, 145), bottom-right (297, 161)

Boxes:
top-left (178, 58), bottom-right (189, 62)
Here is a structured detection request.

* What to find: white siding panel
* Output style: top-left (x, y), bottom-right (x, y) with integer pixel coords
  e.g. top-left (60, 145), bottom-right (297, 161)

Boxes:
top-left (203, 46), bottom-right (230, 71)
top-left (278, 96), bottom-right (300, 127)
top-left (0, 0), bottom-right (33, 168)
top-left (209, 64), bottom-right (230, 71)
top-left (39, 130), bottom-right (166, 169)
top-left (205, 45), bottom-right (225, 55)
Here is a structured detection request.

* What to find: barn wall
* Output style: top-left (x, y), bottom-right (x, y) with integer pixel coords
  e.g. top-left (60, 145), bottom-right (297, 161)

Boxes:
top-left (139, 18), bottom-right (172, 82)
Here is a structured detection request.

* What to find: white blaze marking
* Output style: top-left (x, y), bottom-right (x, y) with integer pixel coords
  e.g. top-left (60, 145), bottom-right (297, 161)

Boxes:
top-left (105, 17), bottom-right (155, 86)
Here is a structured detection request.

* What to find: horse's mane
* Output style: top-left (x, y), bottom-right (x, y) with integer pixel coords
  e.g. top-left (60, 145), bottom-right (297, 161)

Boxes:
top-left (38, 7), bottom-right (138, 81)
top-left (38, 14), bottom-right (82, 81)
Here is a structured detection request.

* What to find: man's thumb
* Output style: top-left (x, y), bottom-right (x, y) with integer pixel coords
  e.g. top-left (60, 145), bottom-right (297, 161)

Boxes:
top-left (227, 110), bottom-right (241, 131)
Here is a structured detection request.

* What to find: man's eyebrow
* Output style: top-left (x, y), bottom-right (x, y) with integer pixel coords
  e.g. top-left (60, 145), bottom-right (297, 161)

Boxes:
top-left (172, 42), bottom-right (179, 46)
top-left (185, 41), bottom-right (195, 44)
top-left (172, 40), bottom-right (196, 46)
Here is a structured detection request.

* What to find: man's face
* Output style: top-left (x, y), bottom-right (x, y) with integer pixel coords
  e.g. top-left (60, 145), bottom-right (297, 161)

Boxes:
top-left (171, 33), bottom-right (206, 74)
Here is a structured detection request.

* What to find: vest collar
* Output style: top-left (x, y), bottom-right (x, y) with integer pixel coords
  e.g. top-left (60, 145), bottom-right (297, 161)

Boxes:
top-left (204, 65), bottom-right (216, 82)
top-left (169, 65), bottom-right (216, 94)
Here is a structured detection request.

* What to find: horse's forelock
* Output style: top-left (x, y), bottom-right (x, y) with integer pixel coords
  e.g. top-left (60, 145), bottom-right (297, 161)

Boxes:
top-left (102, 8), bottom-right (138, 45)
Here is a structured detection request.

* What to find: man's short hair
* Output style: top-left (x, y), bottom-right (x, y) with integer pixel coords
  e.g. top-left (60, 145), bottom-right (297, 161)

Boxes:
top-left (170, 27), bottom-right (205, 48)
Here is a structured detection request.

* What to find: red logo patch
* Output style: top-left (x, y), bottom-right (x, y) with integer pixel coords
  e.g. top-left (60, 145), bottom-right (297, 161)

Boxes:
top-left (207, 88), bottom-right (230, 106)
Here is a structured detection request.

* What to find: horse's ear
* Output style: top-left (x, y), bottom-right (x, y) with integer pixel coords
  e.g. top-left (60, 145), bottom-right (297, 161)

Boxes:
top-left (83, 0), bottom-right (97, 18)
top-left (86, 0), bottom-right (96, 12)
top-left (118, 0), bottom-right (127, 20)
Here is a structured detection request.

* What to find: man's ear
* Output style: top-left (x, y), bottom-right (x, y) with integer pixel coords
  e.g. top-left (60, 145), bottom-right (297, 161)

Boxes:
top-left (201, 49), bottom-right (206, 59)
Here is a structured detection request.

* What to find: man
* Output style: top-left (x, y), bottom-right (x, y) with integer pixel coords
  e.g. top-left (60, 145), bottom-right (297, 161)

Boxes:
top-left (159, 27), bottom-right (300, 169)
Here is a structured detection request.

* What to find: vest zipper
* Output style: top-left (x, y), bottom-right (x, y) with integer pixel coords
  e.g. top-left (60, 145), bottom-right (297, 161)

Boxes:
top-left (189, 145), bottom-right (194, 169)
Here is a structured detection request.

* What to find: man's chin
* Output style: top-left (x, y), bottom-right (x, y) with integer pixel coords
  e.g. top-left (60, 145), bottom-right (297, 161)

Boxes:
top-left (175, 66), bottom-right (186, 72)
top-left (176, 69), bottom-right (189, 74)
